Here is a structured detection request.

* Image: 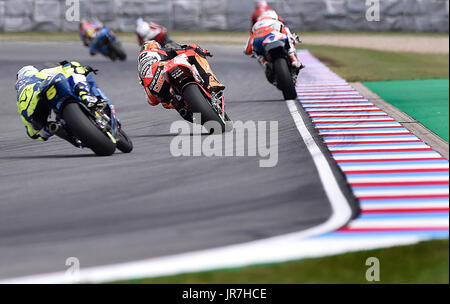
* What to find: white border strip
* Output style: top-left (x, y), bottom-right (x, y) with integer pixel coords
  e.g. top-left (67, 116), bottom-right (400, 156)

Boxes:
top-left (0, 100), bottom-right (353, 284)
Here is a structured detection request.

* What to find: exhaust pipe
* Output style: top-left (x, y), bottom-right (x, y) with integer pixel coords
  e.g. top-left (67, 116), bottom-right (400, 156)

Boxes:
top-left (48, 122), bottom-right (62, 135)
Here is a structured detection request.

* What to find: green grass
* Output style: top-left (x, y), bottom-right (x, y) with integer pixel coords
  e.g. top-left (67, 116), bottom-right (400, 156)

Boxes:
top-left (116, 240), bottom-right (449, 284)
top-left (364, 79), bottom-right (449, 141)
top-left (301, 44), bottom-right (449, 82)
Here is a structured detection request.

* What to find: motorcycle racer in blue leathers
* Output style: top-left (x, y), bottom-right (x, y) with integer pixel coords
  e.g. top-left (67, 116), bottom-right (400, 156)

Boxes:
top-left (15, 61), bottom-right (107, 145)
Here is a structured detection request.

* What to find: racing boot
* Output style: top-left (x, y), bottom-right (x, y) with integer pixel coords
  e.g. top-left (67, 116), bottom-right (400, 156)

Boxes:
top-left (202, 71), bottom-right (225, 95)
top-left (74, 83), bottom-right (102, 108)
top-left (171, 96), bottom-right (193, 123)
top-left (177, 107), bottom-right (193, 123)
top-left (289, 50), bottom-right (304, 70)
top-left (288, 45), bottom-right (305, 72)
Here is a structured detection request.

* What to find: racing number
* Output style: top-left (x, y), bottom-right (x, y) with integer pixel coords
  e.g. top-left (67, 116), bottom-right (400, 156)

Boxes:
top-left (46, 85), bottom-right (57, 100)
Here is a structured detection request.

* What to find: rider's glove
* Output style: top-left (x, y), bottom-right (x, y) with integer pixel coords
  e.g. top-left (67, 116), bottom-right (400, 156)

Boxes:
top-left (202, 49), bottom-right (213, 57)
top-left (188, 44), bottom-right (213, 57)
top-left (82, 95), bottom-right (100, 108)
top-left (292, 33), bottom-right (302, 43)
top-left (85, 65), bottom-right (99, 75)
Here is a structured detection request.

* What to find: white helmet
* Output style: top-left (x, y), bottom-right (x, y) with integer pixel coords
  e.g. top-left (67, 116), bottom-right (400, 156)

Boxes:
top-left (259, 10), bottom-right (279, 20)
top-left (16, 66), bottom-right (38, 82)
top-left (136, 17), bottom-right (145, 26)
top-left (136, 18), bottom-right (151, 38)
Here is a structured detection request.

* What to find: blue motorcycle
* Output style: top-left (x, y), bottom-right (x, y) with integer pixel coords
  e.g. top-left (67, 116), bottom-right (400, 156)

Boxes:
top-left (90, 27), bottom-right (127, 62)
top-left (40, 71), bottom-right (133, 156)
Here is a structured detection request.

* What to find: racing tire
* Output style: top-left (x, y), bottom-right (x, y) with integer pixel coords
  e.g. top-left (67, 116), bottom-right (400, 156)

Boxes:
top-left (110, 42), bottom-right (127, 61)
top-left (62, 103), bottom-right (116, 156)
top-left (274, 58), bottom-right (297, 100)
top-left (183, 84), bottom-right (226, 134)
top-left (116, 128), bottom-right (133, 153)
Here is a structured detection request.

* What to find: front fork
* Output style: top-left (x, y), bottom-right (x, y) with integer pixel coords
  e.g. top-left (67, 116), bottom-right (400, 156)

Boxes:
top-left (83, 101), bottom-right (118, 144)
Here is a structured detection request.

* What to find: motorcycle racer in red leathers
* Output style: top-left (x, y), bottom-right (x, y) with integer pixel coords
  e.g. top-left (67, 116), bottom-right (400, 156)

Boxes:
top-left (245, 10), bottom-right (304, 83)
top-left (136, 18), bottom-right (173, 47)
top-left (251, 0), bottom-right (284, 27)
top-left (137, 41), bottom-right (225, 121)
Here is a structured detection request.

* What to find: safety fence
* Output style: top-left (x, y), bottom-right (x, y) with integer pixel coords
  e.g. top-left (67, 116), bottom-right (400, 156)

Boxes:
top-left (0, 0), bottom-right (448, 32)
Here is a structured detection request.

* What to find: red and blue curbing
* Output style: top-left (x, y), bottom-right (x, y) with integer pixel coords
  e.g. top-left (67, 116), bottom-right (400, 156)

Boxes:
top-left (296, 51), bottom-right (449, 241)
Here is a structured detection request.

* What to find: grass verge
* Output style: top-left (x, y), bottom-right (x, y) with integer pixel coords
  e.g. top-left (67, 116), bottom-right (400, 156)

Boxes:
top-left (302, 44), bottom-right (449, 81)
top-left (116, 240), bottom-right (449, 284)
top-left (364, 79), bottom-right (449, 141)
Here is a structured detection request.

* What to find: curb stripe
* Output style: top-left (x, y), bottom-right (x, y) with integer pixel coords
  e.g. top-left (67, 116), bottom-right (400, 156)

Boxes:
top-left (345, 169), bottom-right (449, 174)
top-left (362, 208), bottom-right (449, 214)
top-left (352, 181), bottom-right (449, 187)
top-left (296, 51), bottom-right (448, 254)
top-left (338, 157), bottom-right (446, 162)
top-left (337, 227), bottom-right (449, 232)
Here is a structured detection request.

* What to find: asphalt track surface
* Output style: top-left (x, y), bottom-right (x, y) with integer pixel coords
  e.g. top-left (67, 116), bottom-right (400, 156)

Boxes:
top-left (0, 41), bottom-right (337, 279)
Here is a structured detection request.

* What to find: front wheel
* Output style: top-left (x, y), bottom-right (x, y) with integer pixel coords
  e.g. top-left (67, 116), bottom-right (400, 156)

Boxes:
top-left (273, 58), bottom-right (297, 100)
top-left (116, 128), bottom-right (133, 153)
top-left (183, 84), bottom-right (226, 134)
top-left (62, 103), bottom-right (116, 156)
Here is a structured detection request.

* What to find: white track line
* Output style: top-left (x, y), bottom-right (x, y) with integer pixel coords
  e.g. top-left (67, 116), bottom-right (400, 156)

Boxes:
top-left (0, 100), bottom-right (353, 284)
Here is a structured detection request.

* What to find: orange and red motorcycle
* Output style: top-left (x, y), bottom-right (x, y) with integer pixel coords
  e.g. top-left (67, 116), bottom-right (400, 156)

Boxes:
top-left (148, 50), bottom-right (232, 133)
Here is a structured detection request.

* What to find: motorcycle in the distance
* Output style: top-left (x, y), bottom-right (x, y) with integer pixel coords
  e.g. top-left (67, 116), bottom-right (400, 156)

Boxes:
top-left (253, 30), bottom-right (298, 100)
top-left (147, 50), bottom-right (232, 133)
top-left (39, 71), bottom-right (133, 156)
top-left (92, 27), bottom-right (127, 62)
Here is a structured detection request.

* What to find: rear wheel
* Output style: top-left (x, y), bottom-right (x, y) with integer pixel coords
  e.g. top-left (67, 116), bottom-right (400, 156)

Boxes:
top-left (274, 58), bottom-right (297, 100)
top-left (116, 129), bottom-right (133, 153)
top-left (110, 42), bottom-right (127, 61)
top-left (183, 84), bottom-right (226, 134)
top-left (62, 103), bottom-right (116, 156)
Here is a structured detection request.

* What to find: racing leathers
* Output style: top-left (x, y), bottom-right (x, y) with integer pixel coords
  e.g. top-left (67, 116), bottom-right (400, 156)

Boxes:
top-left (79, 21), bottom-right (102, 51)
top-left (136, 18), bottom-right (172, 47)
top-left (79, 21), bottom-right (111, 56)
top-left (245, 16), bottom-right (304, 82)
top-left (138, 44), bottom-right (225, 121)
top-left (15, 61), bottom-right (104, 143)
top-left (251, 7), bottom-right (284, 27)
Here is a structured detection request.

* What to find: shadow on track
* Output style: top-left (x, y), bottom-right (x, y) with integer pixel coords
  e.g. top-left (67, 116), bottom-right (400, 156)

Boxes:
top-left (0, 154), bottom-right (97, 160)
top-left (134, 132), bottom-right (210, 138)
top-left (226, 99), bottom-right (286, 104)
